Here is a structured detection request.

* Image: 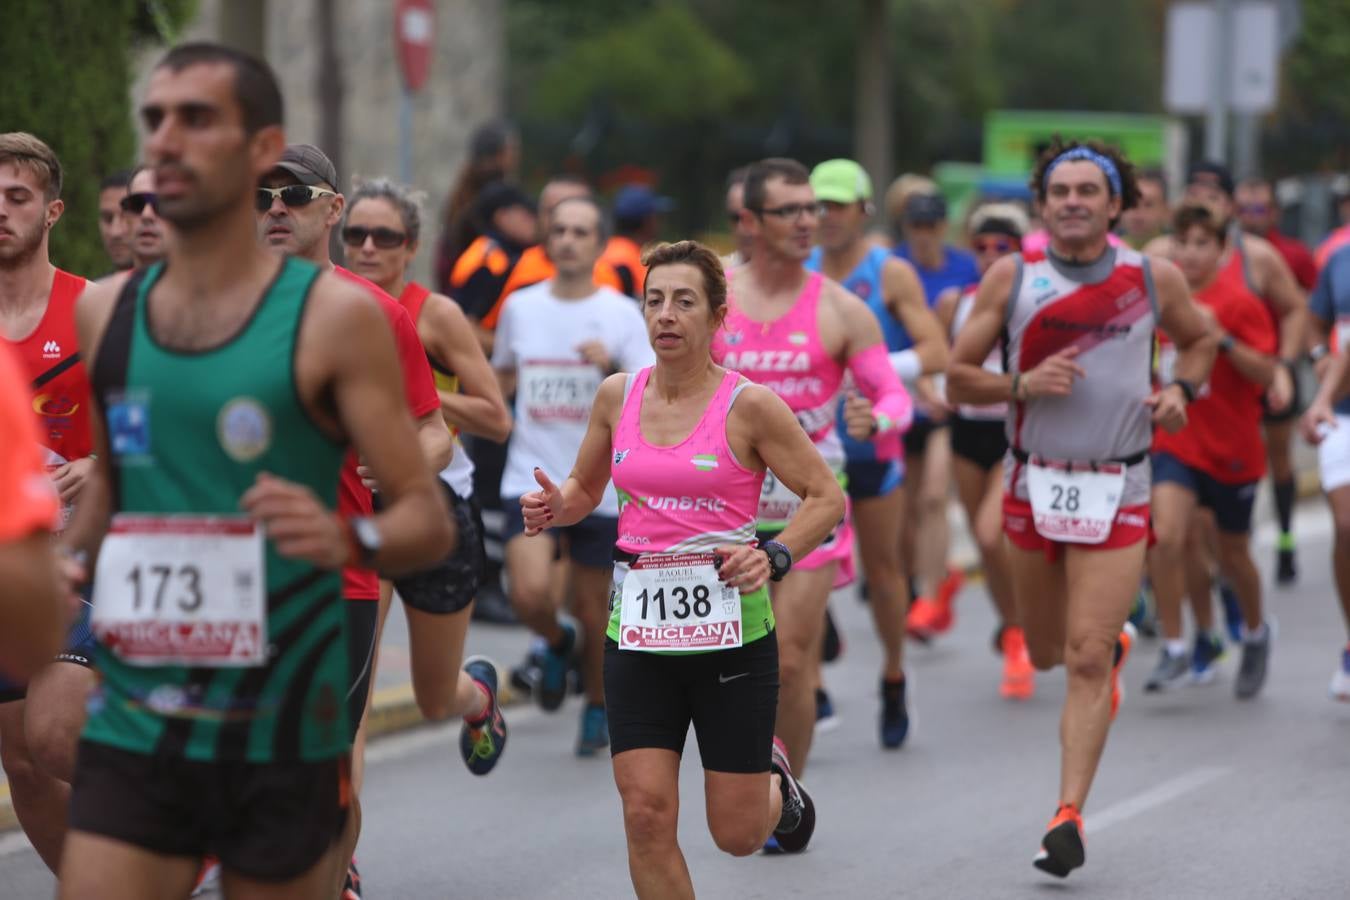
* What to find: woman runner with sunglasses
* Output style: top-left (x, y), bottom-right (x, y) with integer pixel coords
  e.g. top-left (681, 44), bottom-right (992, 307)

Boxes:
top-left (520, 241), bottom-right (843, 896)
top-left (932, 202), bottom-right (1035, 699)
top-left (340, 178), bottom-right (515, 775)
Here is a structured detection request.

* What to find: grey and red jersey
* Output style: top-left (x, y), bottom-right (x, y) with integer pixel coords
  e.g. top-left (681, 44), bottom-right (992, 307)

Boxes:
top-left (1001, 246), bottom-right (1159, 505)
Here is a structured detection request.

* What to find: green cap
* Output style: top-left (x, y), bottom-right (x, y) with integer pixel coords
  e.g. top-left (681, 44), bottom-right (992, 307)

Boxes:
top-left (810, 159), bottom-right (873, 204)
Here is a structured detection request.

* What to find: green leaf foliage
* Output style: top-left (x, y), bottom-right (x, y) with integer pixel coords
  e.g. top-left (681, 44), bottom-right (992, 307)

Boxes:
top-left (1, 0), bottom-right (195, 278)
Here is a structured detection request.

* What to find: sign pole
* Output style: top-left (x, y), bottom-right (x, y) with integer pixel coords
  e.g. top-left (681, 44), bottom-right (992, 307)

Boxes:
top-left (394, 0), bottom-right (434, 184)
top-left (1204, 0), bottom-right (1233, 163)
top-left (400, 90), bottom-right (414, 185)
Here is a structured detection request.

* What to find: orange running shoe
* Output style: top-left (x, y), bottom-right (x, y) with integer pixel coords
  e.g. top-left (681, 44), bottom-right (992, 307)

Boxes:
top-left (1110, 622), bottom-right (1137, 721)
top-left (906, 596), bottom-right (940, 641)
top-left (999, 626), bottom-right (1035, 700)
top-left (1033, 803), bottom-right (1085, 878)
top-left (935, 565), bottom-right (965, 608)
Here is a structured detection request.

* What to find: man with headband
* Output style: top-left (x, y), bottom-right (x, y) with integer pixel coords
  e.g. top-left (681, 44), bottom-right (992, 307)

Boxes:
top-left (948, 138), bottom-right (1217, 879)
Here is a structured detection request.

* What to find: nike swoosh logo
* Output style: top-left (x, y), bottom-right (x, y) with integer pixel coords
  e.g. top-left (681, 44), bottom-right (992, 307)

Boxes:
top-left (718, 672), bottom-right (749, 684)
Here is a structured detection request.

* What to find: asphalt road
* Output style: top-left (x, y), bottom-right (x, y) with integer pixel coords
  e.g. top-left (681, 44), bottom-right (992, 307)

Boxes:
top-left (3, 503), bottom-right (1347, 898)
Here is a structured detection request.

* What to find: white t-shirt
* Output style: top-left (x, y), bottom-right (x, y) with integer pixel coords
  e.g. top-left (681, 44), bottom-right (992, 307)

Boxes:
top-left (492, 281), bottom-right (654, 516)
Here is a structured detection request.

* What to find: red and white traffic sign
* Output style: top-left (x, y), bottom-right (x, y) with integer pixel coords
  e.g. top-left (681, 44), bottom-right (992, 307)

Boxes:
top-left (395, 0), bottom-right (435, 94)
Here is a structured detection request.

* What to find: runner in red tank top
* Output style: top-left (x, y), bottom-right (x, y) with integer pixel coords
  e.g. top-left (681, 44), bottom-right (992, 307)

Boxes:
top-left (0, 131), bottom-right (100, 874)
top-left (1144, 207), bottom-right (1278, 698)
top-left (1148, 161), bottom-right (1310, 584)
top-left (256, 143), bottom-right (455, 899)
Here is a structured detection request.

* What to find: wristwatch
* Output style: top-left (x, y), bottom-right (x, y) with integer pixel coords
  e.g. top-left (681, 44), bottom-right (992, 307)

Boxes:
top-left (1218, 334), bottom-right (1236, 354)
top-left (1169, 378), bottom-right (1198, 404)
top-left (759, 540), bottom-right (793, 582)
top-left (349, 516), bottom-right (382, 568)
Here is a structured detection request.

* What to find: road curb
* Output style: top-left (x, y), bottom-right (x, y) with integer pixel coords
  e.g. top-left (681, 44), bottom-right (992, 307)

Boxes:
top-left (0, 471), bottom-right (1327, 837)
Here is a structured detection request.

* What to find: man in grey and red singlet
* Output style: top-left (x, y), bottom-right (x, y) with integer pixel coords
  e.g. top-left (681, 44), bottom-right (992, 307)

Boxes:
top-left (949, 139), bottom-right (1218, 879)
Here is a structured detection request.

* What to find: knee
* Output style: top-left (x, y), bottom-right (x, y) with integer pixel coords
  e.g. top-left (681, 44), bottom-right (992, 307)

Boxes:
top-left (777, 643), bottom-right (810, 690)
top-left (508, 577), bottom-right (552, 618)
top-left (1063, 635), bottom-right (1114, 683)
top-left (709, 818), bottom-right (767, 857)
top-left (621, 789), bottom-right (678, 849)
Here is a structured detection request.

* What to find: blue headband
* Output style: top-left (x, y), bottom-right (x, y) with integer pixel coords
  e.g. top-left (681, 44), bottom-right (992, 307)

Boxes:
top-left (1044, 147), bottom-right (1122, 197)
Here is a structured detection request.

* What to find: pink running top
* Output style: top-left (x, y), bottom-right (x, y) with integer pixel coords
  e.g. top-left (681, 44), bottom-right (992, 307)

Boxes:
top-left (710, 272), bottom-right (845, 448)
top-left (612, 367), bottom-right (763, 555)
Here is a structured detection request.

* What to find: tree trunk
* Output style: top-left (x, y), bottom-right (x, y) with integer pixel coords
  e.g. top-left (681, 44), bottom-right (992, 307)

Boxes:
top-left (855, 0), bottom-right (893, 199)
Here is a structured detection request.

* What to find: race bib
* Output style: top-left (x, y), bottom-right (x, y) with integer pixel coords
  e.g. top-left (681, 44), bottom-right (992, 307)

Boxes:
top-left (1025, 458), bottom-right (1125, 545)
top-left (92, 515), bottom-right (267, 667)
top-left (758, 469), bottom-right (801, 524)
top-left (618, 553), bottom-right (742, 652)
top-left (519, 359), bottom-right (602, 424)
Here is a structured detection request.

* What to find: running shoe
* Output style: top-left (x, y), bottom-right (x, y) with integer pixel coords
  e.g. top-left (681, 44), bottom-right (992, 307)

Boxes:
top-left (1275, 535), bottom-right (1297, 586)
top-left (935, 565), bottom-right (964, 608)
top-left (1190, 631), bottom-right (1225, 684)
top-left (510, 636), bottom-right (546, 695)
top-left (1235, 622), bottom-right (1272, 700)
top-left (907, 568), bottom-right (962, 640)
top-left (576, 703), bottom-right (609, 757)
top-left (190, 857), bottom-right (220, 897)
top-left (814, 687), bottom-right (840, 733)
top-left (1219, 580), bottom-right (1243, 644)
top-left (823, 607), bottom-right (843, 663)
top-left (460, 656), bottom-right (508, 776)
top-left (341, 857), bottom-right (362, 900)
top-left (1033, 804), bottom-right (1085, 878)
top-left (769, 737), bottom-right (816, 853)
top-left (1143, 647), bottom-right (1188, 693)
top-left (879, 677), bottom-right (909, 748)
top-left (999, 626), bottom-right (1035, 700)
top-left (1328, 646), bottom-right (1350, 702)
top-left (1128, 584), bottom-right (1158, 638)
top-left (537, 618), bottom-right (578, 712)
top-left (1110, 622), bottom-right (1136, 720)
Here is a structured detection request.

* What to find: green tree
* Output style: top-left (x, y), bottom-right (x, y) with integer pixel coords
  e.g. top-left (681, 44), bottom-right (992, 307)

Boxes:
top-left (1276, 0), bottom-right (1350, 170)
top-left (1, 0), bottom-right (193, 277)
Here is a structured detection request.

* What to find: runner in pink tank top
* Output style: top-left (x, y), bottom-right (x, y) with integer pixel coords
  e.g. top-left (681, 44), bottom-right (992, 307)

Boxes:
top-left (518, 239), bottom-right (844, 881)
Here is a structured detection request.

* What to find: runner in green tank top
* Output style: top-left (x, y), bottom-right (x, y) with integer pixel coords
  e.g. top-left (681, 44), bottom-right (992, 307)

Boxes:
top-left (56, 44), bottom-right (454, 900)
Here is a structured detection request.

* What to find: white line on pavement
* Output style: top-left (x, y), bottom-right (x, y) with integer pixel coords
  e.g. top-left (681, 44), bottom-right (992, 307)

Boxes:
top-left (1084, 765), bottom-right (1234, 836)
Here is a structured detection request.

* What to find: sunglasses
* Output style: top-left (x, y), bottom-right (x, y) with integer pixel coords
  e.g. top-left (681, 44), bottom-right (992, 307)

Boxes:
top-left (972, 236), bottom-right (1018, 254)
top-left (755, 202), bottom-right (824, 222)
top-left (341, 225), bottom-right (407, 249)
top-left (1237, 203), bottom-right (1269, 216)
top-left (255, 185), bottom-right (337, 212)
top-left (120, 192), bottom-right (158, 215)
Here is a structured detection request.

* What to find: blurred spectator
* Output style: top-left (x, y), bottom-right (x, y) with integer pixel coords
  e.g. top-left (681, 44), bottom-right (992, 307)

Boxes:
top-left (1316, 182), bottom-right (1350, 271)
top-left (599, 184), bottom-right (672, 299)
top-left (1236, 176), bottom-right (1317, 291)
top-left (1119, 168), bottom-right (1170, 250)
top-left (722, 166), bottom-right (753, 267)
top-left (892, 190), bottom-right (979, 306)
top-left (449, 181), bottom-right (537, 349)
top-left (435, 120), bottom-right (520, 293)
top-left (96, 169), bottom-right (133, 272)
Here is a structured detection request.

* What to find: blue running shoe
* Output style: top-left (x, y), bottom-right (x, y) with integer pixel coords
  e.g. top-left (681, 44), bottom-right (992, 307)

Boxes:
top-left (537, 617), bottom-right (578, 712)
top-left (1190, 631), bottom-right (1225, 684)
top-left (1219, 581), bottom-right (1243, 644)
top-left (814, 687), bottom-right (840, 733)
top-left (762, 835), bottom-right (783, 854)
top-left (460, 656), bottom-right (508, 775)
top-left (880, 677), bottom-right (909, 749)
top-left (576, 703), bottom-right (609, 757)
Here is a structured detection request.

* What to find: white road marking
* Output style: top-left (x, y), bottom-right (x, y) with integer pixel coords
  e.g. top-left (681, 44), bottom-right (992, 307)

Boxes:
top-left (1084, 765), bottom-right (1233, 835)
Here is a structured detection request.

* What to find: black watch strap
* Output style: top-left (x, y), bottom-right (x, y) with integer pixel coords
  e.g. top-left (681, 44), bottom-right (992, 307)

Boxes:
top-left (1170, 378), bottom-right (1197, 404)
top-left (759, 539), bottom-right (792, 582)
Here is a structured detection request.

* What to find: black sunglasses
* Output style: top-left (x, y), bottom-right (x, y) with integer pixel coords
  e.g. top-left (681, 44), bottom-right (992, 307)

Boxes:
top-left (120, 192), bottom-right (158, 215)
top-left (255, 185), bottom-right (337, 212)
top-left (341, 225), bottom-right (407, 249)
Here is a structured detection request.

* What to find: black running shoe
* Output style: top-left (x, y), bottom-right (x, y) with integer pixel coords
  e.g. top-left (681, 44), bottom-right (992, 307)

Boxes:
top-left (879, 677), bottom-right (909, 749)
top-left (823, 607), bottom-right (843, 663)
top-left (1276, 545), bottom-right (1297, 586)
top-left (1033, 805), bottom-right (1085, 878)
top-left (769, 737), bottom-right (816, 853)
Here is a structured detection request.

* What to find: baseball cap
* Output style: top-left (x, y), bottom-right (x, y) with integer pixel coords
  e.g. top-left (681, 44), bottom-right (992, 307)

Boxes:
top-left (612, 185), bottom-right (674, 220)
top-left (903, 192), bottom-right (947, 224)
top-left (271, 144), bottom-right (339, 189)
top-left (1186, 160), bottom-right (1235, 197)
top-left (810, 159), bottom-right (873, 204)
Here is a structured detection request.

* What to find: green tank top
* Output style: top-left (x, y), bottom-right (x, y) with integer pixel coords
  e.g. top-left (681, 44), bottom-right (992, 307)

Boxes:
top-left (86, 257), bottom-right (350, 763)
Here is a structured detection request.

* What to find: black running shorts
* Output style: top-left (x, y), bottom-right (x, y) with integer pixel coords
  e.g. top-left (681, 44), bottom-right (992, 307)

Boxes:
top-left (392, 481), bottom-right (486, 615)
top-left (902, 416), bottom-right (947, 457)
top-left (603, 631), bottom-right (778, 774)
top-left (345, 599), bottom-right (380, 741)
top-left (70, 741), bottom-right (350, 882)
top-left (950, 416), bottom-right (1008, 472)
